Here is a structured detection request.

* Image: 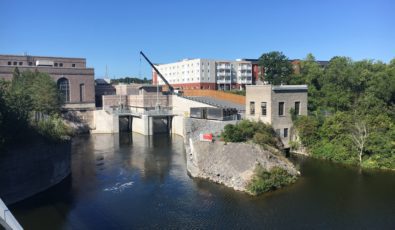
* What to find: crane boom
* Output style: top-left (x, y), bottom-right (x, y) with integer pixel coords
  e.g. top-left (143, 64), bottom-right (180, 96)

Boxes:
top-left (139, 51), bottom-right (174, 93)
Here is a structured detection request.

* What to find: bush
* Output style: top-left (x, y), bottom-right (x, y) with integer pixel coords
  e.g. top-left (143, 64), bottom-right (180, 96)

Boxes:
top-left (36, 115), bottom-right (71, 141)
top-left (221, 120), bottom-right (278, 148)
top-left (247, 166), bottom-right (297, 195)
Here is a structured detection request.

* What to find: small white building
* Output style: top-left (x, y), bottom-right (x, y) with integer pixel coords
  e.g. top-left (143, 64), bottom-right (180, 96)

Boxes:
top-left (245, 85), bottom-right (308, 148)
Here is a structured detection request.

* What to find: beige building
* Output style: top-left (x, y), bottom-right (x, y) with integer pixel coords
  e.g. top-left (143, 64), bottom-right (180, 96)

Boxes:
top-left (245, 85), bottom-right (308, 147)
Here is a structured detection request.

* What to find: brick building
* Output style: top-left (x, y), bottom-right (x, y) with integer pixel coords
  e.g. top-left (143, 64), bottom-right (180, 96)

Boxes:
top-left (0, 54), bottom-right (95, 111)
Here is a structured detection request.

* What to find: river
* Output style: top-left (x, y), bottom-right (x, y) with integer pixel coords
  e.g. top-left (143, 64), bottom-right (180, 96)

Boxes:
top-left (10, 133), bottom-right (395, 229)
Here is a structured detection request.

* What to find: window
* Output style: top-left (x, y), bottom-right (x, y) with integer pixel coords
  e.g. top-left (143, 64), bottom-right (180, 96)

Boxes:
top-left (19, 62), bottom-right (22, 65)
top-left (54, 63), bottom-right (58, 67)
top-left (28, 62), bottom-right (33, 66)
top-left (261, 102), bottom-right (267, 116)
top-left (295, 101), bottom-right (300, 115)
top-left (284, 128), bottom-right (288, 138)
top-left (7, 61), bottom-right (11, 65)
top-left (13, 61), bottom-right (17, 65)
top-left (79, 84), bottom-right (85, 102)
top-left (59, 63), bottom-right (63, 67)
top-left (250, 101), bottom-right (255, 115)
top-left (279, 102), bottom-right (284, 116)
top-left (275, 129), bottom-right (280, 136)
top-left (58, 78), bottom-right (70, 102)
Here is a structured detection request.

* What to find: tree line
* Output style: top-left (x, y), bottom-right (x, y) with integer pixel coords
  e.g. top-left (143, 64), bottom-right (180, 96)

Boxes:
top-left (259, 51), bottom-right (395, 169)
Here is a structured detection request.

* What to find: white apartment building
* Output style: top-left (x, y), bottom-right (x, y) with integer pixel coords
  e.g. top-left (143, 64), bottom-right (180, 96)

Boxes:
top-left (152, 58), bottom-right (253, 90)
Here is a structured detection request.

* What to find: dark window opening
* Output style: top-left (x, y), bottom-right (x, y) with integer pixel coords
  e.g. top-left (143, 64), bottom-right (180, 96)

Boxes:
top-left (13, 62), bottom-right (17, 65)
top-left (261, 102), bottom-right (267, 116)
top-left (19, 62), bottom-right (23, 66)
top-left (7, 61), bottom-right (11, 65)
top-left (295, 101), bottom-right (300, 115)
top-left (284, 128), bottom-right (288, 138)
top-left (250, 101), bottom-right (255, 115)
top-left (79, 83), bottom-right (85, 102)
top-left (72, 63), bottom-right (76, 68)
top-left (54, 63), bottom-right (58, 67)
top-left (279, 102), bottom-right (284, 116)
top-left (58, 78), bottom-right (70, 102)
top-left (28, 62), bottom-right (33, 66)
top-left (59, 63), bottom-right (63, 67)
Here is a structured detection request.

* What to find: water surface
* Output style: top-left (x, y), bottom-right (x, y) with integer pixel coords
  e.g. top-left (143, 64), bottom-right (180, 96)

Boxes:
top-left (10, 133), bottom-right (395, 229)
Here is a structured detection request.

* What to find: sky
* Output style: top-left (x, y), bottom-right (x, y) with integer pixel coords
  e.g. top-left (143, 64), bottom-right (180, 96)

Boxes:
top-left (0, 0), bottom-right (394, 78)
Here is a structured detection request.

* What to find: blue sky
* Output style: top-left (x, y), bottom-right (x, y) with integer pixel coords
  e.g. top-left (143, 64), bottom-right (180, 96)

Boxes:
top-left (0, 0), bottom-right (394, 78)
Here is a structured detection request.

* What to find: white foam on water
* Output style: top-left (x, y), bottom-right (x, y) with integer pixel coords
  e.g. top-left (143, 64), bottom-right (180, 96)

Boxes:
top-left (104, 181), bottom-right (134, 193)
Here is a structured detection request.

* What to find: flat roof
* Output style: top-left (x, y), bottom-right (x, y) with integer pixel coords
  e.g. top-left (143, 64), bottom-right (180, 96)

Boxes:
top-left (272, 85), bottom-right (308, 91)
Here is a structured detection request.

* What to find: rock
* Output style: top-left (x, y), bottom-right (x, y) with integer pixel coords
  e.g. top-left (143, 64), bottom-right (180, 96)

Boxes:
top-left (184, 118), bottom-right (299, 193)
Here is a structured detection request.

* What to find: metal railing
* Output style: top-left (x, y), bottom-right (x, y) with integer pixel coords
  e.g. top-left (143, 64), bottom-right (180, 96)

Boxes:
top-left (0, 198), bottom-right (23, 230)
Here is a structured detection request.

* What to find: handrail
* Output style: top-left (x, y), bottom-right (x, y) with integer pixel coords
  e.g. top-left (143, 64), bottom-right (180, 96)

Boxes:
top-left (0, 198), bottom-right (23, 230)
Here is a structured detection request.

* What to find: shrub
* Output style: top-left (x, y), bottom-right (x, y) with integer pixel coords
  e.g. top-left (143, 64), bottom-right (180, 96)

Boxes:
top-left (221, 120), bottom-right (278, 148)
top-left (247, 166), bottom-right (297, 195)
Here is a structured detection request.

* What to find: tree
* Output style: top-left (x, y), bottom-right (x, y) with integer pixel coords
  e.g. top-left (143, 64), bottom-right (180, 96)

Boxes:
top-left (351, 121), bottom-right (369, 165)
top-left (258, 51), bottom-right (293, 85)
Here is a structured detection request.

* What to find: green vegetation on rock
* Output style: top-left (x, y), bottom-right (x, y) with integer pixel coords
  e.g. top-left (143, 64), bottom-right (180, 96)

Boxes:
top-left (221, 120), bottom-right (280, 149)
top-left (290, 54), bottom-right (395, 170)
top-left (247, 166), bottom-right (297, 195)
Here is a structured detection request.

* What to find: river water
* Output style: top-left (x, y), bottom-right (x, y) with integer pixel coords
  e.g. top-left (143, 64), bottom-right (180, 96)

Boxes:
top-left (10, 133), bottom-right (395, 229)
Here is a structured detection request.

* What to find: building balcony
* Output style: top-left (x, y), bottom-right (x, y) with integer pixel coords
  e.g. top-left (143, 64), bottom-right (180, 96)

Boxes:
top-left (239, 72), bottom-right (252, 77)
top-left (216, 65), bottom-right (231, 70)
top-left (217, 72), bottom-right (231, 77)
top-left (237, 66), bottom-right (252, 71)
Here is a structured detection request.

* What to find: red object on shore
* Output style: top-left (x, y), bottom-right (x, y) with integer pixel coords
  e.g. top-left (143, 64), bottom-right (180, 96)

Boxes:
top-left (200, 133), bottom-right (213, 142)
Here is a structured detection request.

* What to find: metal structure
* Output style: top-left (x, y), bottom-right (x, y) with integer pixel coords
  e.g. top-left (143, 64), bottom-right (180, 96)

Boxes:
top-left (0, 198), bottom-right (23, 230)
top-left (139, 51), bottom-right (174, 94)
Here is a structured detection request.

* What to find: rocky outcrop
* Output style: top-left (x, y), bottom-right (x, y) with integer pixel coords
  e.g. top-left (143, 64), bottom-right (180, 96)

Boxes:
top-left (184, 118), bottom-right (299, 193)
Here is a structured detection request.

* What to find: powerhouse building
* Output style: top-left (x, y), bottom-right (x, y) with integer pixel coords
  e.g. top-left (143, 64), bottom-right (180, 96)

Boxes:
top-left (0, 54), bottom-right (95, 111)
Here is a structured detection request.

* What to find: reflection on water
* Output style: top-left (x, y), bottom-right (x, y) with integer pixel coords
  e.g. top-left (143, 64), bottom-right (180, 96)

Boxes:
top-left (10, 133), bottom-right (395, 229)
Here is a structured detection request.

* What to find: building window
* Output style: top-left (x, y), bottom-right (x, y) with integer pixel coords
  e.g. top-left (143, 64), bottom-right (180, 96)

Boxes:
top-left (28, 62), bottom-right (33, 66)
top-left (58, 78), bottom-right (70, 102)
top-left (7, 61), bottom-right (11, 65)
top-left (279, 102), bottom-right (284, 116)
top-left (250, 101), bottom-right (255, 115)
top-left (59, 63), bottom-right (63, 67)
top-left (79, 83), bottom-right (85, 102)
top-left (54, 63), bottom-right (58, 67)
top-left (261, 102), bottom-right (267, 116)
top-left (284, 128), bottom-right (288, 138)
top-left (295, 101), bottom-right (300, 115)
top-left (19, 62), bottom-right (23, 66)
top-left (13, 61), bottom-right (17, 65)
top-left (275, 129), bottom-right (280, 136)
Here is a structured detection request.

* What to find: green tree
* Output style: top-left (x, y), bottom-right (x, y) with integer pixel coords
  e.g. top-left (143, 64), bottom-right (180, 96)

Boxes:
top-left (258, 51), bottom-right (293, 85)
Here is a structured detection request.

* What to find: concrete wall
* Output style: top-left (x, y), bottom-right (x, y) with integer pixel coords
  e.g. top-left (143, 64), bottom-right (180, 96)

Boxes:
top-left (91, 110), bottom-right (119, 134)
top-left (172, 115), bottom-right (185, 137)
top-left (0, 139), bottom-right (71, 205)
top-left (172, 95), bottom-right (214, 116)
